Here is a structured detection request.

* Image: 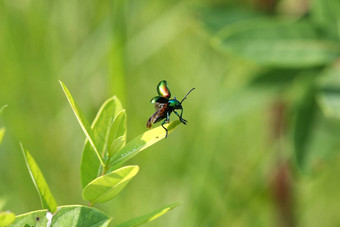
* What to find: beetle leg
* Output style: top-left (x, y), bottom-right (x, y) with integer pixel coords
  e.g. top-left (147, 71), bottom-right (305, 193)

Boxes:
top-left (174, 110), bottom-right (187, 125)
top-left (166, 111), bottom-right (170, 123)
top-left (161, 120), bottom-right (169, 138)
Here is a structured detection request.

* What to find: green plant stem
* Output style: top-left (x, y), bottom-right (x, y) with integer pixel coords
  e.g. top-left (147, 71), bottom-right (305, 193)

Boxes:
top-left (101, 156), bottom-right (112, 176)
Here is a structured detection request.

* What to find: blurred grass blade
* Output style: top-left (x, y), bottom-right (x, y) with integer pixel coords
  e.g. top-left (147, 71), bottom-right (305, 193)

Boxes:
top-left (59, 80), bottom-right (105, 167)
top-left (115, 202), bottom-right (181, 227)
top-left (0, 105), bottom-right (7, 114)
top-left (127, 3), bottom-right (187, 68)
top-left (11, 205), bottom-right (111, 227)
top-left (0, 128), bottom-right (5, 144)
top-left (293, 87), bottom-right (317, 170)
top-left (0, 211), bottom-right (15, 226)
top-left (81, 96), bottom-right (123, 189)
top-left (109, 121), bottom-right (181, 169)
top-left (108, 0), bottom-right (127, 104)
top-left (20, 144), bottom-right (58, 213)
top-left (82, 166), bottom-right (139, 204)
top-left (213, 19), bottom-right (340, 67)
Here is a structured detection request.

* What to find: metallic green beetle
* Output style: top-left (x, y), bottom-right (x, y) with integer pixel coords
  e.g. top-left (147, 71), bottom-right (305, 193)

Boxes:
top-left (146, 80), bottom-right (195, 138)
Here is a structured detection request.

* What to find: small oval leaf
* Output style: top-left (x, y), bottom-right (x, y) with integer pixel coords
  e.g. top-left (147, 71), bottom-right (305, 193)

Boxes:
top-left (82, 166), bottom-right (139, 204)
top-left (109, 136), bottom-right (125, 156)
top-left (10, 205), bottom-right (111, 227)
top-left (108, 110), bottom-right (127, 148)
top-left (10, 210), bottom-right (48, 227)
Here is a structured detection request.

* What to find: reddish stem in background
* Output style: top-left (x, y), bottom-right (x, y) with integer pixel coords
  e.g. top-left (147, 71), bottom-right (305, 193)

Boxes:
top-left (254, 0), bottom-right (279, 13)
top-left (269, 100), bottom-right (295, 227)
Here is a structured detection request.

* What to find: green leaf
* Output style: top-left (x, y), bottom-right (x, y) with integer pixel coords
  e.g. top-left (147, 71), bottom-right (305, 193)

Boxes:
top-left (82, 165), bottom-right (139, 204)
top-left (109, 136), bottom-right (125, 156)
top-left (0, 105), bottom-right (7, 144)
top-left (59, 80), bottom-right (105, 167)
top-left (80, 96), bottom-right (123, 189)
top-left (108, 110), bottom-right (127, 153)
top-left (10, 205), bottom-right (111, 227)
top-left (20, 144), bottom-right (58, 213)
top-left (115, 202), bottom-right (181, 227)
top-left (52, 205), bottom-right (111, 227)
top-left (293, 87), bottom-right (317, 169)
top-left (0, 211), bottom-right (15, 226)
top-left (0, 127), bottom-right (5, 144)
top-left (109, 121), bottom-right (181, 169)
top-left (10, 210), bottom-right (48, 227)
top-left (197, 5), bottom-right (261, 34)
top-left (214, 19), bottom-right (340, 68)
top-left (310, 0), bottom-right (340, 39)
top-left (317, 66), bottom-right (340, 119)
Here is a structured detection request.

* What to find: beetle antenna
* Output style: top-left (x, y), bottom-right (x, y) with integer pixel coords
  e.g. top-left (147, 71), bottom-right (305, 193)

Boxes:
top-left (180, 88), bottom-right (195, 104)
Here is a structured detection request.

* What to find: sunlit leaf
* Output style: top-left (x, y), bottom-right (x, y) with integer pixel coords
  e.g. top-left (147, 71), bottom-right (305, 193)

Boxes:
top-left (0, 105), bottom-right (7, 144)
top-left (108, 110), bottom-right (127, 151)
top-left (20, 144), bottom-right (58, 213)
top-left (10, 210), bottom-right (48, 227)
top-left (52, 205), bottom-right (111, 226)
top-left (213, 19), bottom-right (340, 67)
top-left (10, 205), bottom-right (111, 227)
top-left (80, 96), bottom-right (123, 189)
top-left (109, 136), bottom-right (125, 156)
top-left (82, 165), bottom-right (139, 204)
top-left (0, 128), bottom-right (5, 144)
top-left (115, 202), bottom-right (180, 227)
top-left (109, 121), bottom-right (181, 169)
top-left (59, 80), bottom-right (105, 167)
top-left (0, 211), bottom-right (15, 226)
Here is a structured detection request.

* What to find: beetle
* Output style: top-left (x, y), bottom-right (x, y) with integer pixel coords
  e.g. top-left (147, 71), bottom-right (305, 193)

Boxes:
top-left (146, 80), bottom-right (195, 138)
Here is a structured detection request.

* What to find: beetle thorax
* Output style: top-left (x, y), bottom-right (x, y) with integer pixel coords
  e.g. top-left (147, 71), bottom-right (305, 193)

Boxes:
top-left (168, 99), bottom-right (182, 109)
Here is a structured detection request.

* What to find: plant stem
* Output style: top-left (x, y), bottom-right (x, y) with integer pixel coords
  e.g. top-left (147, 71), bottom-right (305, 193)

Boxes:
top-left (101, 156), bottom-right (112, 176)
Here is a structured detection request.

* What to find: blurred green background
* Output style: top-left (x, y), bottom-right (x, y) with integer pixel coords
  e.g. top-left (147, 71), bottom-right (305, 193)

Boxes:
top-left (1, 0), bottom-right (340, 226)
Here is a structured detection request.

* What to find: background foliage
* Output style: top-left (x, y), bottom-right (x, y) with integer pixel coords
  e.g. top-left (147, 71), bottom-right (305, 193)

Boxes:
top-left (1, 0), bottom-right (340, 226)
